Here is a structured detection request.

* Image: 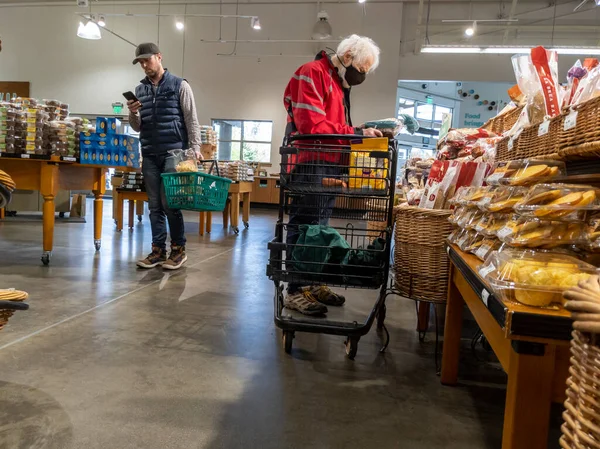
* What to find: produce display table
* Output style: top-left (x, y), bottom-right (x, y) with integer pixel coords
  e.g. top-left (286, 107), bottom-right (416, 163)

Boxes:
top-left (115, 190), bottom-right (147, 231)
top-left (199, 181), bottom-right (253, 235)
top-left (442, 244), bottom-right (571, 449)
top-left (0, 158), bottom-right (106, 265)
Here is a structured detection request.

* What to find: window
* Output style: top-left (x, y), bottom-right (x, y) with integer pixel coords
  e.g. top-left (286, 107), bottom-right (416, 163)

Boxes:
top-left (212, 119), bottom-right (273, 162)
top-left (397, 97), bottom-right (453, 138)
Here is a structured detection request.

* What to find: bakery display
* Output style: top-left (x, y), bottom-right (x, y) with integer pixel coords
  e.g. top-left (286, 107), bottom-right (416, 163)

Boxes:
top-left (479, 186), bottom-right (528, 213)
top-left (496, 216), bottom-right (586, 248)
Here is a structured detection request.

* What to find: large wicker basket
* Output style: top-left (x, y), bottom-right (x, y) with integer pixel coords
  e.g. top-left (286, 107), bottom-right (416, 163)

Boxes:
top-left (559, 97), bottom-right (600, 160)
top-left (496, 136), bottom-right (519, 162)
top-left (518, 114), bottom-right (564, 161)
top-left (393, 206), bottom-right (453, 302)
top-left (560, 330), bottom-right (600, 449)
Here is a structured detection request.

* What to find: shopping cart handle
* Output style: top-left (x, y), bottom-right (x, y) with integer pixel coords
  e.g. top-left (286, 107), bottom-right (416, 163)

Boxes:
top-left (286, 134), bottom-right (371, 143)
top-left (0, 301), bottom-right (29, 311)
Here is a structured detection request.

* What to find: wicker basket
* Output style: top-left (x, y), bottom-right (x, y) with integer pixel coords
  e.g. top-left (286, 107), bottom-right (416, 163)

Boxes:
top-left (560, 330), bottom-right (600, 449)
top-left (558, 97), bottom-right (600, 160)
top-left (502, 105), bottom-right (524, 134)
top-left (393, 206), bottom-right (453, 302)
top-left (518, 114), bottom-right (565, 160)
top-left (496, 136), bottom-right (520, 162)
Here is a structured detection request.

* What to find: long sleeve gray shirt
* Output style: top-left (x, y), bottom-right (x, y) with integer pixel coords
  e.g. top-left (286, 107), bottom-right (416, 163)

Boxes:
top-left (129, 80), bottom-right (201, 153)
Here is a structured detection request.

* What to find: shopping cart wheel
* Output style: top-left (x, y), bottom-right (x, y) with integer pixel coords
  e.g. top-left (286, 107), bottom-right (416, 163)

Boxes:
top-left (345, 337), bottom-right (359, 360)
top-left (283, 331), bottom-right (294, 354)
top-left (232, 226), bottom-right (240, 235)
top-left (41, 252), bottom-right (51, 266)
top-left (243, 221), bottom-right (249, 229)
top-left (94, 240), bottom-right (101, 251)
top-left (377, 304), bottom-right (387, 330)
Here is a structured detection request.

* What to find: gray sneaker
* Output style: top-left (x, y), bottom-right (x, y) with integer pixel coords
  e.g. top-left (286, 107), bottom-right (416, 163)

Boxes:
top-left (284, 288), bottom-right (328, 316)
top-left (137, 245), bottom-right (167, 268)
top-left (163, 245), bottom-right (188, 270)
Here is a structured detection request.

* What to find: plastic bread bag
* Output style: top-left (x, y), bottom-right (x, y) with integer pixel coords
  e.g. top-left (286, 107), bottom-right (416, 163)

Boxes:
top-left (566, 58), bottom-right (599, 106)
top-left (363, 115), bottom-right (420, 137)
top-left (168, 149), bottom-right (198, 172)
top-left (530, 47), bottom-right (560, 118)
top-left (571, 65), bottom-right (600, 105)
top-left (511, 54), bottom-right (544, 127)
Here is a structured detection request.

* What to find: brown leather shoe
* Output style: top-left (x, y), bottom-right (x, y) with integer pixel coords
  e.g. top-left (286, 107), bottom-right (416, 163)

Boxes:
top-left (137, 245), bottom-right (167, 269)
top-left (163, 245), bottom-right (188, 270)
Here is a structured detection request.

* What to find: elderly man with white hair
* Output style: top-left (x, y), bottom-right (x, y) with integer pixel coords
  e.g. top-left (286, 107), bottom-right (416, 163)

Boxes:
top-left (282, 34), bottom-right (383, 316)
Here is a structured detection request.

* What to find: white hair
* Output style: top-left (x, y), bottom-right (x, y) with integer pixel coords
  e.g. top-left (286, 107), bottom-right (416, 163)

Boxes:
top-left (336, 34), bottom-right (380, 72)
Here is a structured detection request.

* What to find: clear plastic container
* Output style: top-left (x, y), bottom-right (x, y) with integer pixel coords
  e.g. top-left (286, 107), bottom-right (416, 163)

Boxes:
top-left (464, 211), bottom-right (485, 231)
top-left (515, 183), bottom-right (600, 222)
top-left (448, 206), bottom-right (468, 226)
top-left (464, 233), bottom-right (486, 253)
top-left (457, 230), bottom-right (479, 252)
top-left (480, 186), bottom-right (528, 213)
top-left (464, 186), bottom-right (493, 208)
top-left (473, 238), bottom-right (501, 261)
top-left (449, 186), bottom-right (474, 207)
top-left (486, 160), bottom-right (566, 186)
top-left (456, 209), bottom-right (480, 229)
top-left (478, 249), bottom-right (598, 307)
top-left (496, 216), bottom-right (586, 248)
top-left (475, 213), bottom-right (511, 237)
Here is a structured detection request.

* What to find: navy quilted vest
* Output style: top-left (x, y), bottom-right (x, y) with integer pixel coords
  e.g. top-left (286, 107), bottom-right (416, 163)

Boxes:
top-left (135, 70), bottom-right (188, 155)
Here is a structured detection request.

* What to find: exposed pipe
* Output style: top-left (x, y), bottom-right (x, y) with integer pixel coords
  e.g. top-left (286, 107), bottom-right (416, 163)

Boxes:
top-left (502, 0), bottom-right (519, 44)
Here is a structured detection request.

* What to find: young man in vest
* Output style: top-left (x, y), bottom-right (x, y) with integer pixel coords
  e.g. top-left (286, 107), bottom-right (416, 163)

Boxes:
top-left (282, 34), bottom-right (382, 316)
top-left (127, 43), bottom-right (201, 270)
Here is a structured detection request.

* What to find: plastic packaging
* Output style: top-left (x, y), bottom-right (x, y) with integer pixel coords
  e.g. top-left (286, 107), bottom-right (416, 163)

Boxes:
top-left (457, 230), bottom-right (479, 252)
top-left (464, 210), bottom-right (485, 231)
top-left (486, 159), bottom-right (565, 186)
top-left (515, 183), bottom-right (600, 221)
top-left (168, 149), bottom-right (198, 172)
top-left (479, 186), bottom-right (528, 213)
top-left (473, 238), bottom-right (501, 261)
top-left (496, 216), bottom-right (586, 248)
top-left (448, 206), bottom-right (468, 225)
top-left (456, 208), bottom-right (480, 229)
top-left (462, 186), bottom-right (492, 208)
top-left (475, 213), bottom-right (511, 238)
top-left (478, 249), bottom-right (597, 307)
top-left (464, 233), bottom-right (486, 253)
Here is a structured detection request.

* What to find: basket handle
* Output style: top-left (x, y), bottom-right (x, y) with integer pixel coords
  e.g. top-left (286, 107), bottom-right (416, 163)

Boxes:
top-left (201, 159), bottom-right (220, 177)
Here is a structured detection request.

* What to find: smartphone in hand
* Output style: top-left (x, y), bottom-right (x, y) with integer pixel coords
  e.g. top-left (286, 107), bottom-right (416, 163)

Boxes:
top-left (122, 91), bottom-right (139, 103)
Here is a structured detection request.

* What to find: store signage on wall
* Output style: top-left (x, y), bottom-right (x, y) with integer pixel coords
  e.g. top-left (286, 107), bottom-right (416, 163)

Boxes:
top-left (464, 112), bottom-right (484, 128)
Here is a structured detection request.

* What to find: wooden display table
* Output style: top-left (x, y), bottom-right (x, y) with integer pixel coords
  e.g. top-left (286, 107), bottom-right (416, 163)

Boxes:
top-left (442, 245), bottom-right (572, 449)
top-left (115, 190), bottom-right (147, 231)
top-left (199, 181), bottom-right (253, 235)
top-left (0, 158), bottom-right (106, 265)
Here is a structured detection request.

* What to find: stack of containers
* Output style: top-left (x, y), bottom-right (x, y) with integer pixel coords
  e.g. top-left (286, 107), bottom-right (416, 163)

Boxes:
top-left (449, 159), bottom-right (600, 309)
top-left (0, 106), bottom-right (13, 154)
top-left (79, 117), bottom-right (140, 168)
top-left (200, 125), bottom-right (217, 145)
top-left (114, 170), bottom-right (145, 192)
top-left (42, 100), bottom-right (62, 121)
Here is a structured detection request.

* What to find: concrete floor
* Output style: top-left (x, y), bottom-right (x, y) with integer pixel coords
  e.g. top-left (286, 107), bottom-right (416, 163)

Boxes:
top-left (0, 201), bottom-right (561, 449)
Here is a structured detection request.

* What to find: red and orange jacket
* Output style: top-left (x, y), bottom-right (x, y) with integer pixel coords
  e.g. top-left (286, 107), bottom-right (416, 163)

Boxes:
top-left (283, 51), bottom-right (361, 164)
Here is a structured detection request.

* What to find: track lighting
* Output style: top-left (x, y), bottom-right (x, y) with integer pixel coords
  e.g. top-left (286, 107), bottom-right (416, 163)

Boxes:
top-left (175, 18), bottom-right (184, 30)
top-left (97, 14), bottom-right (106, 27)
top-left (77, 18), bottom-right (101, 40)
top-left (251, 17), bottom-right (261, 30)
top-left (465, 21), bottom-right (476, 37)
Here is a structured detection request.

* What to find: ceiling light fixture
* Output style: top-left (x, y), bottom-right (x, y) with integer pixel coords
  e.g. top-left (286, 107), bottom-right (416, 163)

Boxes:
top-left (464, 21), bottom-right (476, 37)
top-left (251, 17), bottom-right (261, 30)
top-left (358, 0), bottom-right (367, 4)
top-left (421, 45), bottom-right (600, 55)
top-left (77, 19), bottom-right (102, 40)
top-left (175, 18), bottom-right (184, 30)
top-left (97, 14), bottom-right (106, 27)
top-left (312, 10), bottom-right (332, 40)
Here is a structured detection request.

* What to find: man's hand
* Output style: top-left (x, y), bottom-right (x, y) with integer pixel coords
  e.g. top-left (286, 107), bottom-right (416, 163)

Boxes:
top-left (127, 99), bottom-right (142, 114)
top-left (363, 128), bottom-right (383, 137)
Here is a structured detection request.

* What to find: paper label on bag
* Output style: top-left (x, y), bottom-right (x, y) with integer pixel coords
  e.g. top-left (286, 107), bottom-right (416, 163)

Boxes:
top-left (478, 264), bottom-right (495, 279)
top-left (564, 110), bottom-right (578, 131)
top-left (538, 120), bottom-right (551, 136)
top-left (497, 226), bottom-right (514, 239)
top-left (475, 244), bottom-right (492, 260)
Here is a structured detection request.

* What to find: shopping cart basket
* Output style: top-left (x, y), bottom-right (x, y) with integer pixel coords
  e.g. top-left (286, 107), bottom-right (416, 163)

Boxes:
top-left (267, 134), bottom-right (397, 359)
top-left (161, 160), bottom-right (232, 212)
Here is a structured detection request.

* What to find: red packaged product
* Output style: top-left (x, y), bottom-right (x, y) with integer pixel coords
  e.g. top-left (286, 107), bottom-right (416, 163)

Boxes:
top-left (531, 46), bottom-right (560, 117)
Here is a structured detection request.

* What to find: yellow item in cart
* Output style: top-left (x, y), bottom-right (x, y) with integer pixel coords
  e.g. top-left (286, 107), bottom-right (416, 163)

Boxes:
top-left (349, 138), bottom-right (389, 190)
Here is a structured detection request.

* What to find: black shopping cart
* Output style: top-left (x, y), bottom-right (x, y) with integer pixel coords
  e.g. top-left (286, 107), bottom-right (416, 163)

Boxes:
top-left (267, 134), bottom-right (397, 359)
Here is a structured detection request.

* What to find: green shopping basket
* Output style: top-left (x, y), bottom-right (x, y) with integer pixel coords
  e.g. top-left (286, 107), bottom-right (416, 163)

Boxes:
top-left (161, 161), bottom-right (232, 212)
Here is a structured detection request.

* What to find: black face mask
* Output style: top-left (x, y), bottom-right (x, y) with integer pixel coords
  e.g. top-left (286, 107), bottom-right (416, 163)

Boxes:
top-left (337, 54), bottom-right (367, 86)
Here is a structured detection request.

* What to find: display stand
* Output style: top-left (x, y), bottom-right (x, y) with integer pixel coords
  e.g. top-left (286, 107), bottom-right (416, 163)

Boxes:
top-left (442, 244), bottom-right (571, 449)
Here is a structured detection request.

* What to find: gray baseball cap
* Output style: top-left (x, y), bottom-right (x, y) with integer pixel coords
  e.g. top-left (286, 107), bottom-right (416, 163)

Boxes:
top-left (132, 42), bottom-right (160, 64)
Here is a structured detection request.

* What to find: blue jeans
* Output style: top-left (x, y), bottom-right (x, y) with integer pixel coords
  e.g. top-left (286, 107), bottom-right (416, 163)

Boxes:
top-left (142, 154), bottom-right (186, 249)
top-left (286, 163), bottom-right (341, 292)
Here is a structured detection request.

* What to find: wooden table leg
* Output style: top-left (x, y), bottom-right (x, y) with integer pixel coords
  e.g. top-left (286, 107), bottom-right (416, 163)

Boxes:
top-left (502, 345), bottom-right (555, 449)
top-left (223, 197), bottom-right (230, 229)
top-left (441, 264), bottom-right (465, 385)
top-left (135, 199), bottom-right (144, 221)
top-left (230, 192), bottom-right (240, 231)
top-left (93, 168), bottom-right (106, 251)
top-left (128, 200), bottom-right (134, 229)
top-left (116, 191), bottom-right (124, 232)
top-left (0, 208), bottom-right (4, 220)
top-left (242, 192), bottom-right (250, 228)
top-left (206, 212), bottom-right (212, 233)
top-left (199, 212), bottom-right (205, 236)
top-left (40, 163), bottom-right (59, 265)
